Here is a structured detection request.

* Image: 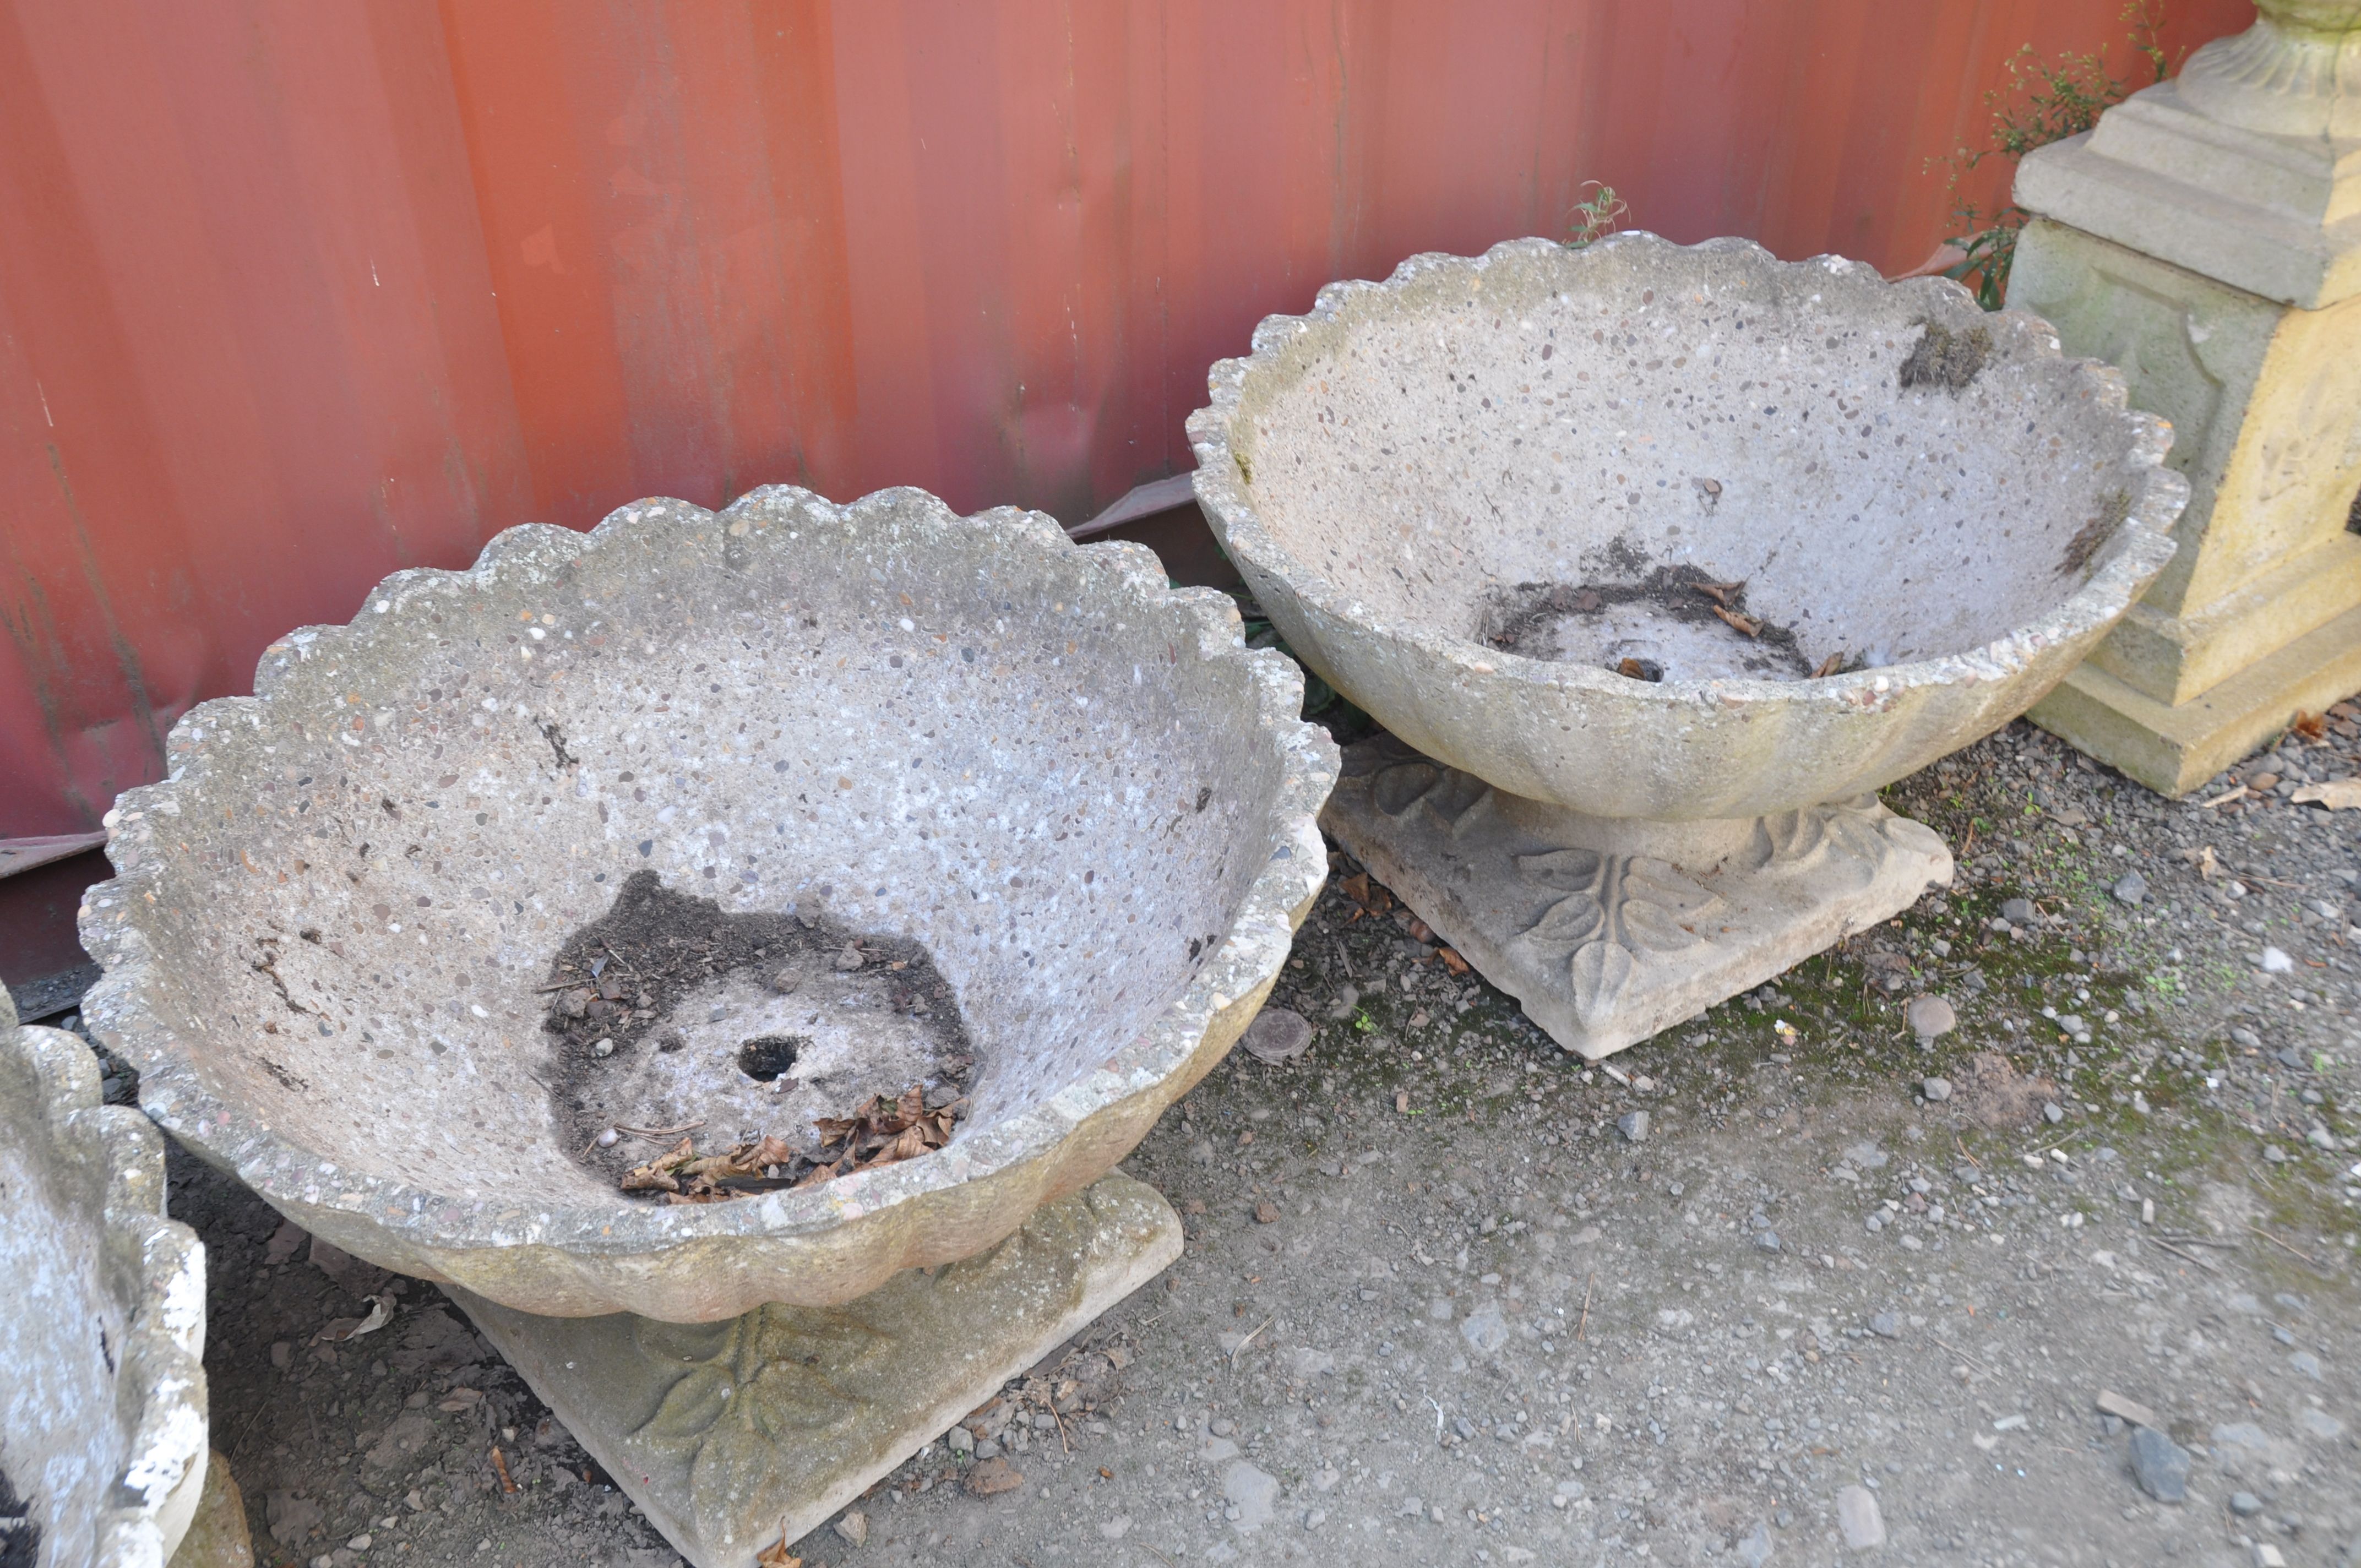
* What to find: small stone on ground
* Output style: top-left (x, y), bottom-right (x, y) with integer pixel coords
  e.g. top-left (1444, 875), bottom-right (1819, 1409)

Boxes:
top-left (1238, 1007), bottom-right (1314, 1064)
top-left (1835, 1484), bottom-right (1885, 1549)
top-left (1222, 1461), bottom-right (1279, 1532)
top-left (2129, 1426), bottom-right (2190, 1503)
top-left (1905, 995), bottom-right (1956, 1038)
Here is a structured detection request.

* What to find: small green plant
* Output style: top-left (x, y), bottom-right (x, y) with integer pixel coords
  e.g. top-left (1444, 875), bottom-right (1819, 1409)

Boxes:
top-left (1568, 181), bottom-right (1628, 249)
top-left (1934, 2), bottom-right (2173, 308)
top-left (1352, 1008), bottom-right (1376, 1035)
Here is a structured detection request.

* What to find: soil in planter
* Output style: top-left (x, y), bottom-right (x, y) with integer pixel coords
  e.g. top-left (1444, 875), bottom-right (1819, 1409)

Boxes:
top-left (541, 871), bottom-right (975, 1197)
top-left (1476, 563), bottom-right (1824, 681)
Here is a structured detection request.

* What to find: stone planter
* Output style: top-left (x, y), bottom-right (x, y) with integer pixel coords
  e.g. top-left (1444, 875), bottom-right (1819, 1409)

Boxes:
top-left (1, 990), bottom-right (209, 1566)
top-left (79, 486), bottom-right (1335, 1324)
top-left (1191, 234), bottom-right (2184, 1056)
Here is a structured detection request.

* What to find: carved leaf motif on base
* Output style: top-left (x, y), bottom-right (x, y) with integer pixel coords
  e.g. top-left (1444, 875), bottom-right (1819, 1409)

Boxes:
top-left (630, 1308), bottom-right (899, 1525)
top-left (1749, 797), bottom-right (1905, 886)
top-left (1369, 758), bottom-right (1494, 837)
top-left (1510, 850), bottom-right (1722, 1030)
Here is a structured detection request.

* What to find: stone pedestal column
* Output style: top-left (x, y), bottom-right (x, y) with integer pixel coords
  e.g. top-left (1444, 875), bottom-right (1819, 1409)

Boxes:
top-left (2006, 0), bottom-right (2361, 794)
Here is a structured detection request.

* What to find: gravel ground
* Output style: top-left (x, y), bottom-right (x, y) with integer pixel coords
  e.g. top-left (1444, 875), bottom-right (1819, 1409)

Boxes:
top-left (30, 715), bottom-right (2361, 1568)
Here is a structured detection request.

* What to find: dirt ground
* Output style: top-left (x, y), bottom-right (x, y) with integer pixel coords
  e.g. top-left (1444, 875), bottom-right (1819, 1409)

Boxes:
top-left (32, 714), bottom-right (2361, 1568)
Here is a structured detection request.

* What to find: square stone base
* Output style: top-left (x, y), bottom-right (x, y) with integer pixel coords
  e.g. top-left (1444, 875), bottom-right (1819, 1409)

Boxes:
top-left (1322, 738), bottom-right (1953, 1060)
top-left (449, 1173), bottom-right (1181, 1568)
top-left (2030, 602), bottom-right (2361, 797)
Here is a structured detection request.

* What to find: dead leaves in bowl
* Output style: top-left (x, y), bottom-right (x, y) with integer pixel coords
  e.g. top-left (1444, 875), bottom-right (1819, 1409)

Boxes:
top-left (806, 1086), bottom-right (963, 1184)
top-left (620, 1133), bottom-right (798, 1201)
top-left (618, 1085), bottom-right (964, 1203)
top-left (1709, 605), bottom-right (1762, 639)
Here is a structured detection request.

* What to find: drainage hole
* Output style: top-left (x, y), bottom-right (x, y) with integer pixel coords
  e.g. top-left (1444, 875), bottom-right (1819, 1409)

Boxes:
top-left (737, 1035), bottom-right (807, 1082)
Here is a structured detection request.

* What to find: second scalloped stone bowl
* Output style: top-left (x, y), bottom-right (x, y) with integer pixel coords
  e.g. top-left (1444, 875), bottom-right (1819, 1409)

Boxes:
top-left (81, 486), bottom-right (1334, 1321)
top-left (1188, 234), bottom-right (2186, 820)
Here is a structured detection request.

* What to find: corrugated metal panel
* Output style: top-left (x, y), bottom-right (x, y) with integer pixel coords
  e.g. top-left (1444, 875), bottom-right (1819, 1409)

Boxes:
top-left (1, 0), bottom-right (2255, 848)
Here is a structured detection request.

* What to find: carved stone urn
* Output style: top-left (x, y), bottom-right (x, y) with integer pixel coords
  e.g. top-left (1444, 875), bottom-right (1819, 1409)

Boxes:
top-left (78, 484), bottom-right (1335, 1562)
top-left (1, 990), bottom-right (210, 1567)
top-left (1191, 235), bottom-right (2185, 1058)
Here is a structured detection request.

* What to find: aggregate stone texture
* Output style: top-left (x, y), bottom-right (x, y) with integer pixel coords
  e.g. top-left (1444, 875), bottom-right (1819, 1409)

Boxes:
top-left (0, 989), bottom-right (210, 1566)
top-left (448, 1170), bottom-right (1181, 1568)
top-left (1324, 734), bottom-right (1954, 1058)
top-left (1188, 232), bottom-right (2186, 821)
top-left (77, 484), bottom-right (1337, 1322)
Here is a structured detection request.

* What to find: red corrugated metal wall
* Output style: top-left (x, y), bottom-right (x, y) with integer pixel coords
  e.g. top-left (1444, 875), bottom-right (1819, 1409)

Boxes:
top-left (2, 0), bottom-right (2255, 845)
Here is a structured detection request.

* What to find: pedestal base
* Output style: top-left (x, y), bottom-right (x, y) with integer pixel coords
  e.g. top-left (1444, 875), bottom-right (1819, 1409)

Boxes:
top-left (450, 1173), bottom-right (1181, 1568)
top-left (2030, 601), bottom-right (2361, 797)
top-left (1321, 738), bottom-right (1953, 1059)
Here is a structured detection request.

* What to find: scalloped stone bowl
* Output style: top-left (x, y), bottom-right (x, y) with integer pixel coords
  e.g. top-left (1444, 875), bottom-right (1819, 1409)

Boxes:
top-left (2, 992), bottom-right (209, 1566)
top-left (81, 486), bottom-right (1334, 1322)
top-left (1188, 234), bottom-right (2187, 820)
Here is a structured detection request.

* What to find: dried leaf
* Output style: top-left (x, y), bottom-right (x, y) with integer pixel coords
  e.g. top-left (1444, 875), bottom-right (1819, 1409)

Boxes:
top-left (313, 1293), bottom-right (394, 1344)
top-left (2292, 710), bottom-right (2328, 743)
top-left (627, 1092), bottom-right (963, 1201)
top-left (1437, 948), bottom-right (1471, 976)
top-left (755, 1525), bottom-right (802, 1568)
top-left (1710, 605), bottom-right (1762, 638)
top-left (1690, 580), bottom-right (1743, 607)
top-left (1335, 871), bottom-right (1393, 923)
top-left (1812, 651), bottom-right (1846, 678)
top-left (621, 1137), bottom-right (698, 1192)
top-left (965, 1457), bottom-right (1025, 1496)
top-left (2292, 777), bottom-right (2361, 810)
top-left (437, 1387), bottom-right (483, 1413)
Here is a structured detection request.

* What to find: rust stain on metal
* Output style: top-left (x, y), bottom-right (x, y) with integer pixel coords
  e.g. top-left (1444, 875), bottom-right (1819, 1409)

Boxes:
top-left (1, 0), bottom-right (2257, 850)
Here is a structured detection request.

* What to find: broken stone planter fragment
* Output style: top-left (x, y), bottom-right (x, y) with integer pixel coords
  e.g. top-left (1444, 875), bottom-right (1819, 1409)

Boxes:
top-left (1, 989), bottom-right (209, 1567)
top-left (79, 484), bottom-right (1335, 1324)
top-left (1191, 233), bottom-right (2186, 1057)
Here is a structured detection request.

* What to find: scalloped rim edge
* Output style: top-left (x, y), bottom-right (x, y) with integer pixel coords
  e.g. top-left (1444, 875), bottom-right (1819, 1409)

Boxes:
top-left (1186, 232), bottom-right (2188, 711)
top-left (2, 998), bottom-right (209, 1561)
top-left (78, 486), bottom-right (1338, 1270)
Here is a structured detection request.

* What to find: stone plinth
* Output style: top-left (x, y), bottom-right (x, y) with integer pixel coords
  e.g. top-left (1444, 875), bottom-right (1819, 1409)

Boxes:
top-left (1324, 738), bottom-right (1952, 1059)
top-left (450, 1172), bottom-right (1179, 1568)
top-left (2011, 3), bottom-right (2361, 793)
